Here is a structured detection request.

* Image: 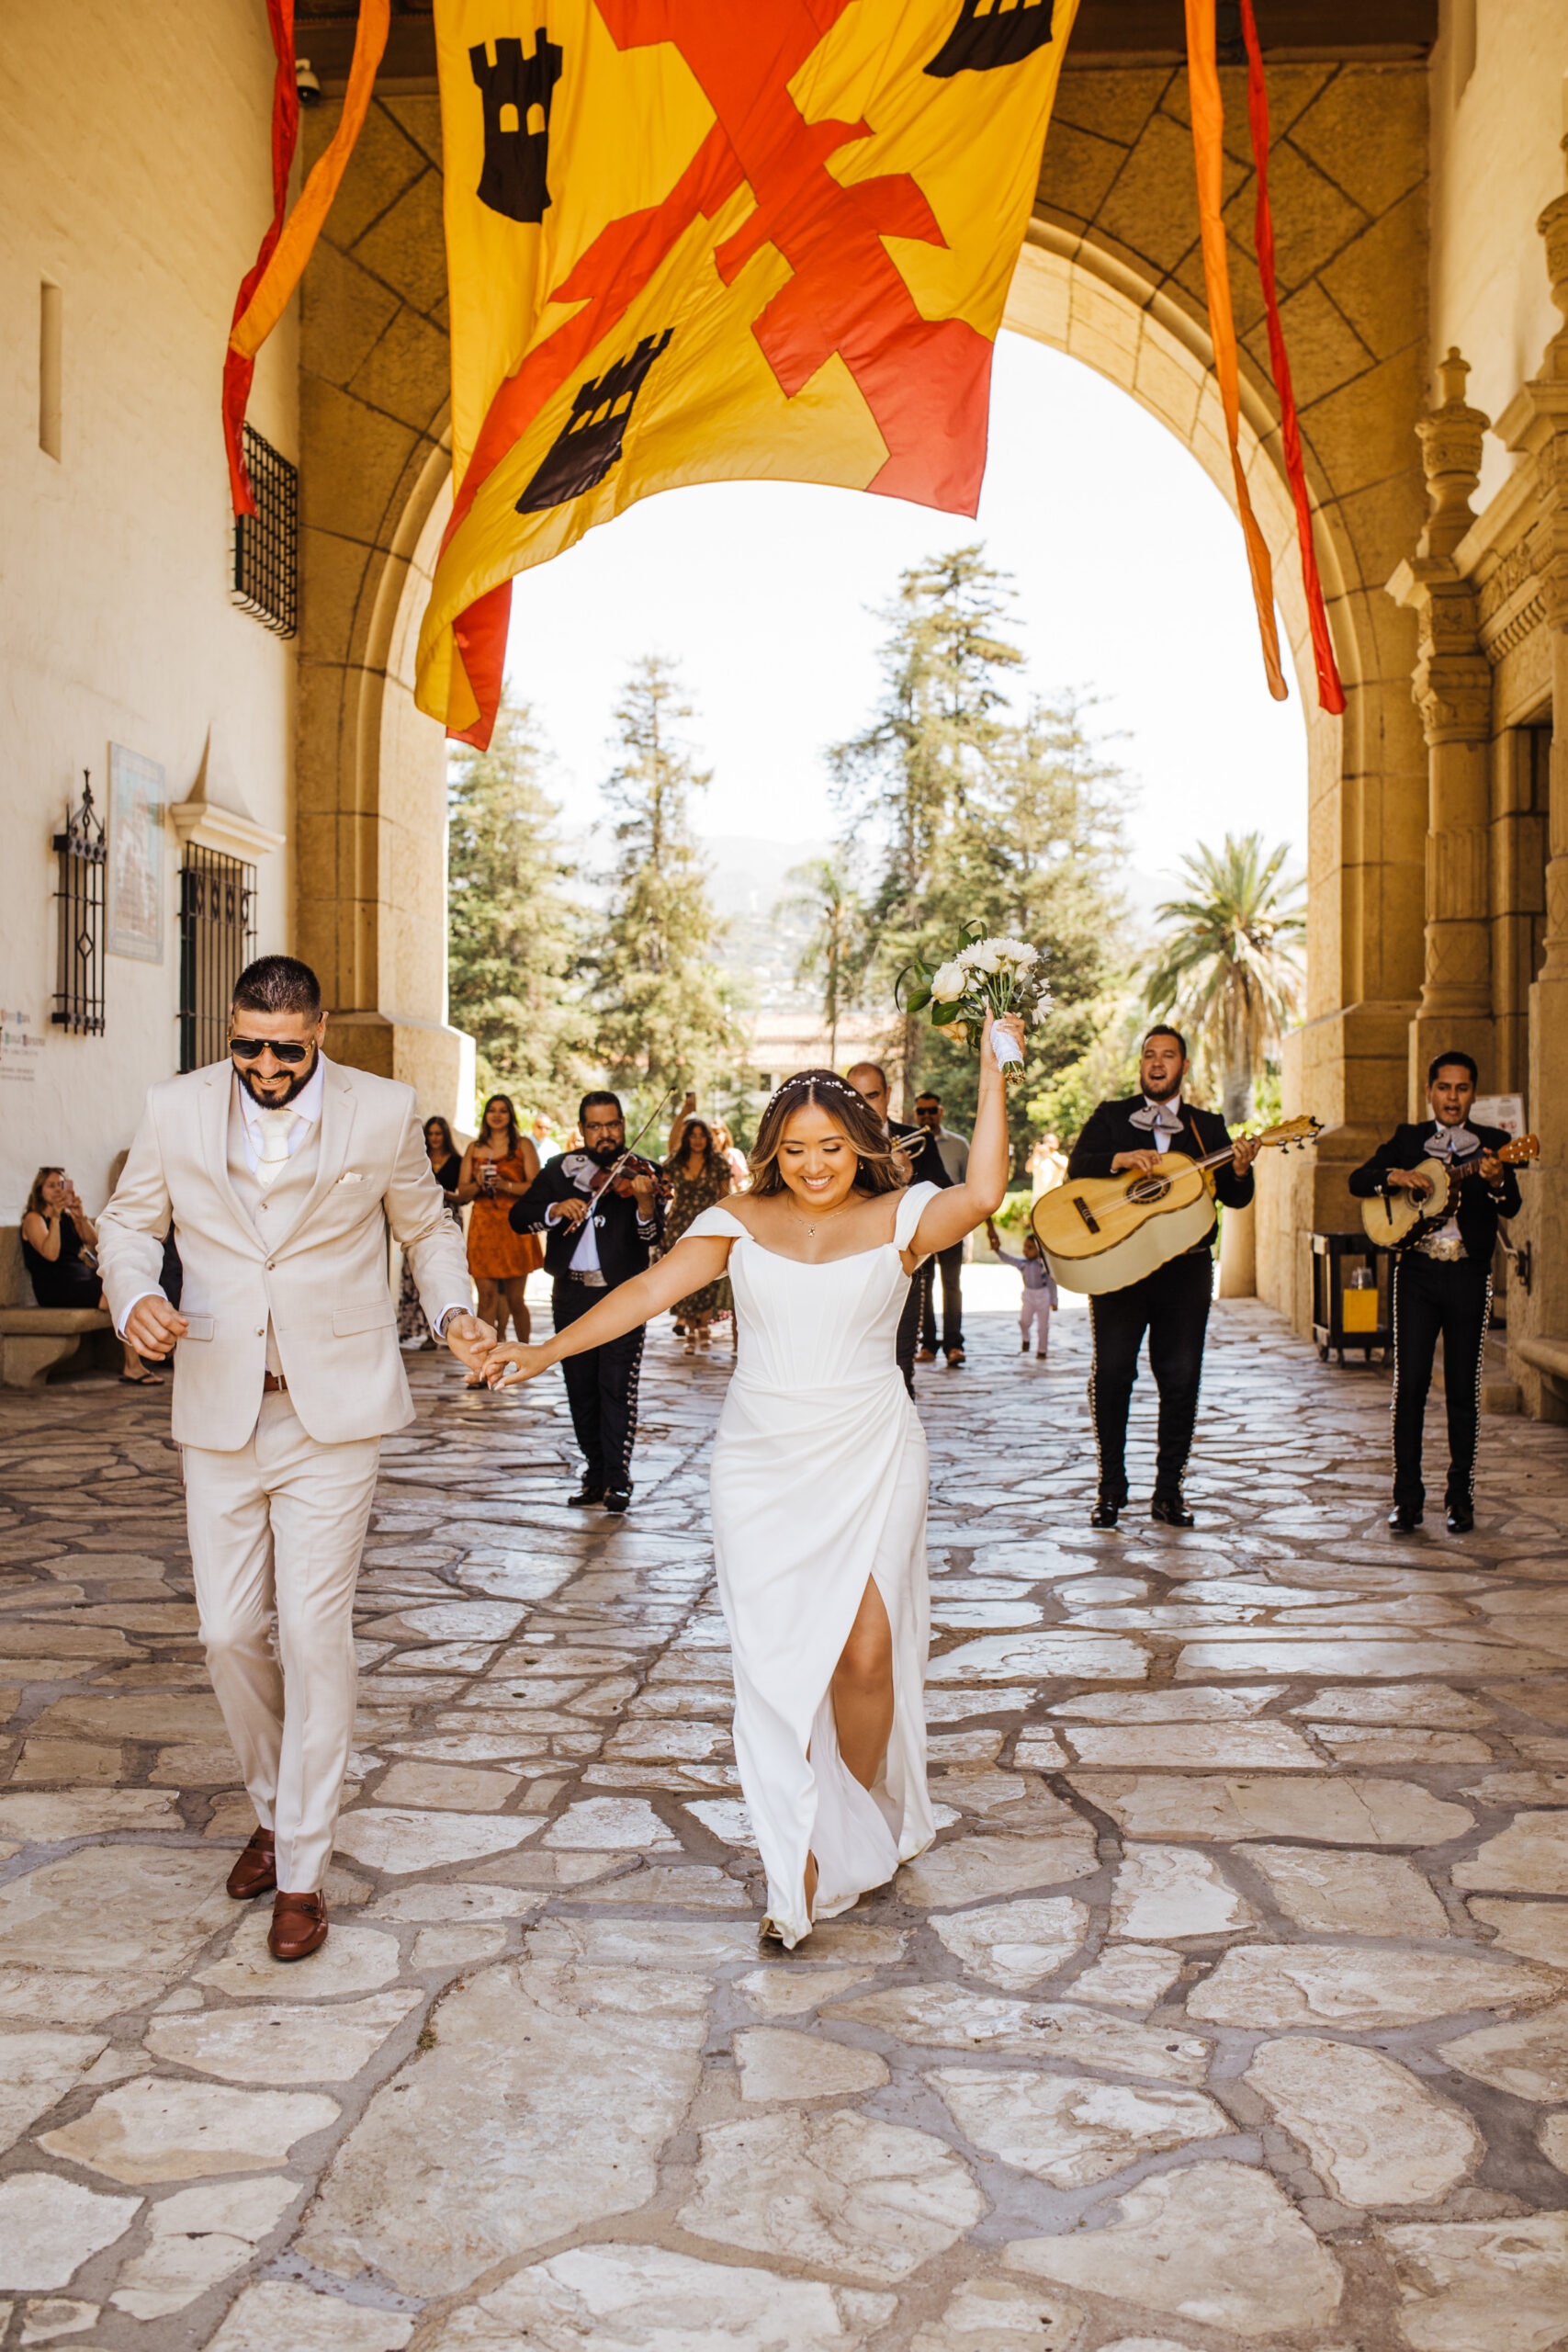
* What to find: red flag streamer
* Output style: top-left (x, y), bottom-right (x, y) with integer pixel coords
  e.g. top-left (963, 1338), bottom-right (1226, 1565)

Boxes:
top-left (1184, 0), bottom-right (1287, 702)
top-left (1238, 0), bottom-right (1346, 714)
top-left (223, 0), bottom-right (299, 516)
top-left (223, 0), bottom-right (389, 516)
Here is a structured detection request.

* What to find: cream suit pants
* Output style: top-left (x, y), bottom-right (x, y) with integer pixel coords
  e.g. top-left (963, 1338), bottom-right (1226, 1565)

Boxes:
top-left (183, 1391), bottom-right (380, 1891)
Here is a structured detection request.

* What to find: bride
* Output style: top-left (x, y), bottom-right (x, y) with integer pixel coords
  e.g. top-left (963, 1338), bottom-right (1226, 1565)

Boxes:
top-left (483, 1012), bottom-right (1021, 1945)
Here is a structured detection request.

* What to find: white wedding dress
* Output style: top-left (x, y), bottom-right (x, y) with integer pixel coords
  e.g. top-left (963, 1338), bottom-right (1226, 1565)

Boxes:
top-left (683, 1181), bottom-right (939, 1946)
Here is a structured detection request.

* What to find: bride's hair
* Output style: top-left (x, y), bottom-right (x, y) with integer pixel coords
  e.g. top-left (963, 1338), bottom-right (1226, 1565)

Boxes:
top-left (748, 1069), bottom-right (908, 1197)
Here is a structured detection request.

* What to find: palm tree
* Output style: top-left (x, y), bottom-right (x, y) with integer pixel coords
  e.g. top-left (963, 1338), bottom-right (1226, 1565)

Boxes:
top-left (1142, 831), bottom-right (1305, 1124)
top-left (777, 854), bottom-right (865, 1065)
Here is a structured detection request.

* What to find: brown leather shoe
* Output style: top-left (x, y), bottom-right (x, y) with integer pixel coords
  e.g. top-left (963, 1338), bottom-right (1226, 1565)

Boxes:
top-left (226, 1827), bottom-right (276, 1902)
top-left (268, 1889), bottom-right (328, 1962)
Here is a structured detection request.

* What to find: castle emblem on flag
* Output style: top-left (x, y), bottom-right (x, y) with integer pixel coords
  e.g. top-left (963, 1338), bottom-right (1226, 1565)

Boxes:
top-left (469, 32), bottom-right (564, 223)
top-left (517, 330), bottom-right (675, 514)
top-left (926, 0), bottom-right (1059, 77)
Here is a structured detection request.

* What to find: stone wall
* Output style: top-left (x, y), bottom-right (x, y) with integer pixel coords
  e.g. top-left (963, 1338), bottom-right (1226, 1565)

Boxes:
top-left (0, 0), bottom-right (297, 1216)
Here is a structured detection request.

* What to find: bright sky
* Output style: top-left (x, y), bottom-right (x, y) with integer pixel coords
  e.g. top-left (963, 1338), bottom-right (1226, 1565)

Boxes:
top-left (504, 329), bottom-right (1308, 904)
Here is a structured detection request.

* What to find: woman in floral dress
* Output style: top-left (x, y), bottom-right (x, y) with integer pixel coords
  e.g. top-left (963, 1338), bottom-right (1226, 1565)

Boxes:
top-left (663, 1117), bottom-right (732, 1351)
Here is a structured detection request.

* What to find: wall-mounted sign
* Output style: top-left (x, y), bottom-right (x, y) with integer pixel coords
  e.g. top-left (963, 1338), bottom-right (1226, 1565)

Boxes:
top-left (107, 742), bottom-right (165, 963)
top-left (1473, 1093), bottom-right (1525, 1136)
top-left (0, 1006), bottom-right (44, 1084)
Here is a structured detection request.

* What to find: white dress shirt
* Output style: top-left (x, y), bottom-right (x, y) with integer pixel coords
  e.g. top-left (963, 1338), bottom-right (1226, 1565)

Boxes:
top-left (235, 1054), bottom-right (325, 1174)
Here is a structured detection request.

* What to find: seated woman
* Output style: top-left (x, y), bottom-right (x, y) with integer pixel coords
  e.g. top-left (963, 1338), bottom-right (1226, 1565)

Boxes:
top-left (22, 1166), bottom-right (158, 1384)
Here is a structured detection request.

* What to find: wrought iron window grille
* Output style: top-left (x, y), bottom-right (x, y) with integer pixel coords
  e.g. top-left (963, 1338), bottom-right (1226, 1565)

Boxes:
top-left (178, 845), bottom-right (257, 1072)
top-left (52, 769), bottom-right (107, 1035)
top-left (231, 423), bottom-right (299, 638)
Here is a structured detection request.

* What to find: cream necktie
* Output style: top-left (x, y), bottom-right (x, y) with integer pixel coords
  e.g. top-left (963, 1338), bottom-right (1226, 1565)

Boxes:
top-left (254, 1106), bottom-right (299, 1189)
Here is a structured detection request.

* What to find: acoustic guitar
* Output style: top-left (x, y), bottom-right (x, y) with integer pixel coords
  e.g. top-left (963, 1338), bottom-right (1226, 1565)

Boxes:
top-left (1359, 1132), bottom-right (1539, 1250)
top-left (1032, 1115), bottom-right (1322, 1296)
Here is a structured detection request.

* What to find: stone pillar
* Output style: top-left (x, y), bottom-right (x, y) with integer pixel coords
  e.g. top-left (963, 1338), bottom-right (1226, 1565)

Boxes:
top-left (1499, 144), bottom-right (1568, 1413)
top-left (1388, 352), bottom-right (1495, 1110)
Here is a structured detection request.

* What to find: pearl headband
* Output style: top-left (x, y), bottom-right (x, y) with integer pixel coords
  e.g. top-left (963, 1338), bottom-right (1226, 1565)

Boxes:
top-left (761, 1071), bottom-right (866, 1119)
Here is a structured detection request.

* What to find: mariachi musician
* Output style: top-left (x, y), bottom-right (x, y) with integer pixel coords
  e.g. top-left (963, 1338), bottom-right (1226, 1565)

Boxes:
top-left (1066, 1024), bottom-right (1260, 1529)
top-left (510, 1090), bottom-right (666, 1513)
top-left (1348, 1050), bottom-right (1521, 1535)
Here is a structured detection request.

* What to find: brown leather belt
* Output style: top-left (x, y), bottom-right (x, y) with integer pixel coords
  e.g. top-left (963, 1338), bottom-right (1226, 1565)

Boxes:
top-left (262, 1371), bottom-right (288, 1394)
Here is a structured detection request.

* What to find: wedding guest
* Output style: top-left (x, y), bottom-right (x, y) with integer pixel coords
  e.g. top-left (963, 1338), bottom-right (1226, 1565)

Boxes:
top-left (713, 1120), bottom-right (750, 1189)
top-left (912, 1089), bottom-right (969, 1366)
top-left (399, 1117), bottom-right (465, 1347)
top-left (458, 1095), bottom-right (540, 1350)
top-left (532, 1111), bottom-right (562, 1164)
top-left (1030, 1132), bottom-right (1067, 1198)
top-left (663, 1116), bottom-right (733, 1351)
top-left (987, 1217), bottom-right (1058, 1358)
top-left (23, 1167), bottom-right (156, 1384)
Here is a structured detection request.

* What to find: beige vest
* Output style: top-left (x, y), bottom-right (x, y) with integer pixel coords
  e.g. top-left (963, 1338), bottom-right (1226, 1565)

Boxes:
top-left (227, 1091), bottom-right (322, 1376)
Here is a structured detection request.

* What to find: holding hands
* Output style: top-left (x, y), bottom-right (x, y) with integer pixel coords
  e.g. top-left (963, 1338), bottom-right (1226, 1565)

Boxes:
top-left (483, 1340), bottom-right (552, 1389)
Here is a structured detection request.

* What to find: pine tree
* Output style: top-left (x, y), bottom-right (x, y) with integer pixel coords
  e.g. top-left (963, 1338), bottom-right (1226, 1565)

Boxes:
top-left (830, 548), bottom-right (1127, 1154)
top-left (829, 547), bottom-right (1023, 1089)
top-left (446, 690), bottom-right (588, 1113)
top-left (592, 655), bottom-right (736, 1099)
top-left (777, 853), bottom-right (865, 1064)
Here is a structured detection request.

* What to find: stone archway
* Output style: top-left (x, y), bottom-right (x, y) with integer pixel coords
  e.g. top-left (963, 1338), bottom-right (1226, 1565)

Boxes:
top-left (295, 56), bottom-right (1432, 1326)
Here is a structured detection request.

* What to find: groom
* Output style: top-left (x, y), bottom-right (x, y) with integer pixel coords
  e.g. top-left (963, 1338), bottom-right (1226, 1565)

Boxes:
top-left (98, 956), bottom-right (489, 1959)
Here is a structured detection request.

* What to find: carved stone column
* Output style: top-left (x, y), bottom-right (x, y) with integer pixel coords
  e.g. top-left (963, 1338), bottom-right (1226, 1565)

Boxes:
top-left (1498, 139), bottom-right (1568, 1411)
top-left (1388, 351), bottom-right (1495, 1109)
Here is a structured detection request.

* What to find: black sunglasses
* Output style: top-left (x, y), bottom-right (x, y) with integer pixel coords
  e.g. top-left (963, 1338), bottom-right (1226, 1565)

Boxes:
top-left (230, 1036), bottom-right (314, 1066)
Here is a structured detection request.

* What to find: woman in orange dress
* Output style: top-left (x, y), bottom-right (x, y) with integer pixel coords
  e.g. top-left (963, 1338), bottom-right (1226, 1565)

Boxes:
top-left (459, 1095), bottom-right (541, 1345)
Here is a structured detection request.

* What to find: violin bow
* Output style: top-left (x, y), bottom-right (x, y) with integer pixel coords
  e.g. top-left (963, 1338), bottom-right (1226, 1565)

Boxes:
top-left (598, 1088), bottom-right (682, 1190)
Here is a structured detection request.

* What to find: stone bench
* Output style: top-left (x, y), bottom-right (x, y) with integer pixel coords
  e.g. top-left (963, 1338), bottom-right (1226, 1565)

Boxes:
top-left (0, 1227), bottom-right (115, 1388)
top-left (1517, 1331), bottom-right (1568, 1401)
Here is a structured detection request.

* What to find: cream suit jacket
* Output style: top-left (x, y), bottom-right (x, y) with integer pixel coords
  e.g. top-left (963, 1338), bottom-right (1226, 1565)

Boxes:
top-left (98, 1057), bottom-right (473, 1450)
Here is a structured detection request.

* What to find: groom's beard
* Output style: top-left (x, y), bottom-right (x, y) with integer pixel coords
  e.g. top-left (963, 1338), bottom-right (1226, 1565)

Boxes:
top-left (238, 1048), bottom-right (318, 1108)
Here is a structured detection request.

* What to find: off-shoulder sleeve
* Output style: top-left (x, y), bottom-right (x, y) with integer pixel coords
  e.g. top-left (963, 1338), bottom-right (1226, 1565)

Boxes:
top-left (893, 1180), bottom-right (940, 1260)
top-left (681, 1204), bottom-right (748, 1244)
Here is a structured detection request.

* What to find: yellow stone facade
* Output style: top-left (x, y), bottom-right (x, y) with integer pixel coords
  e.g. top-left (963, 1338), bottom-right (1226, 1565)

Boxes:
top-left (9, 3), bottom-right (1568, 1408)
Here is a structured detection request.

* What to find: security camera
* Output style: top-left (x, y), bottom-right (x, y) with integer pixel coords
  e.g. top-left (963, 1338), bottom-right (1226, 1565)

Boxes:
top-left (295, 57), bottom-right (322, 104)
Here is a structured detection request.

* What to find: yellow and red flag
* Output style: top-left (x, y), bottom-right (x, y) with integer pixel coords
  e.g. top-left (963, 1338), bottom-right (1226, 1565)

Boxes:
top-left (418, 0), bottom-right (1080, 746)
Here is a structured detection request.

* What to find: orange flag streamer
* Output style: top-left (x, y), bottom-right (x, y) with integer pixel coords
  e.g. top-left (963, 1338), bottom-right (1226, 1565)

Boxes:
top-left (1184, 0), bottom-right (1287, 702)
top-left (1238, 0), bottom-right (1345, 714)
top-left (221, 0), bottom-right (299, 515)
top-left (223, 0), bottom-right (390, 514)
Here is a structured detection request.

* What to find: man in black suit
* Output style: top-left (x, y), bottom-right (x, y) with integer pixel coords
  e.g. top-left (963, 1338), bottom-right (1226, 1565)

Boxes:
top-left (510, 1091), bottom-right (664, 1513)
top-left (1349, 1050), bottom-right (1522, 1535)
top-left (846, 1059), bottom-right (953, 1394)
top-left (1067, 1025), bottom-right (1260, 1529)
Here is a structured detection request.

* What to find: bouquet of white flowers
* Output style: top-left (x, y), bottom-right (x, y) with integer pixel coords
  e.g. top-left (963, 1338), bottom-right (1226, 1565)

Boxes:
top-left (897, 928), bottom-right (1050, 1073)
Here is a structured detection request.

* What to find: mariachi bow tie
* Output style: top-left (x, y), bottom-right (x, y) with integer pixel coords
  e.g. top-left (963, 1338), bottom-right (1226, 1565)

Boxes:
top-left (1128, 1097), bottom-right (1184, 1136)
top-left (1425, 1124), bottom-right (1481, 1164)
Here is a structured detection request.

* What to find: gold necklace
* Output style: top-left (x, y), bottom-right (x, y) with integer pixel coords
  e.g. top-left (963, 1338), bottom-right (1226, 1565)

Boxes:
top-left (785, 1193), bottom-right (851, 1237)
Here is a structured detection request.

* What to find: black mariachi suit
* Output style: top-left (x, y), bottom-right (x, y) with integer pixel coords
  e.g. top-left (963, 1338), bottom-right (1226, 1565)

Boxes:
top-left (511, 1155), bottom-right (665, 1495)
top-left (890, 1121), bottom-right (953, 1394)
top-left (1348, 1123), bottom-right (1521, 1513)
top-left (1067, 1096), bottom-right (1255, 1503)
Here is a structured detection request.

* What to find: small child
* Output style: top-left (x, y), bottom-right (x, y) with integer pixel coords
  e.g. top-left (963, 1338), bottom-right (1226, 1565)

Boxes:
top-left (987, 1220), bottom-right (1058, 1358)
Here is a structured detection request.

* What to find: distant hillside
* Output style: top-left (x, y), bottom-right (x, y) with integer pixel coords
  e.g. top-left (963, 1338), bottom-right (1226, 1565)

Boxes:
top-left (702, 832), bottom-right (832, 1011)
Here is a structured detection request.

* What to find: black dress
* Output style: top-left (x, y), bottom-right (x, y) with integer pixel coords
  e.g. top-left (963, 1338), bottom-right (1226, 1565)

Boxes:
top-left (22, 1213), bottom-right (100, 1308)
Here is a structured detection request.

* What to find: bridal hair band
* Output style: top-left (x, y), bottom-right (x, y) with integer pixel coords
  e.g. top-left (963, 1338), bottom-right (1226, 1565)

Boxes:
top-left (761, 1071), bottom-right (864, 1118)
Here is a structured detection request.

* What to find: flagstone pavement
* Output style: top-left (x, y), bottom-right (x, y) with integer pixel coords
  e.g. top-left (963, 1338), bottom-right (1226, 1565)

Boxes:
top-left (0, 1287), bottom-right (1566, 2351)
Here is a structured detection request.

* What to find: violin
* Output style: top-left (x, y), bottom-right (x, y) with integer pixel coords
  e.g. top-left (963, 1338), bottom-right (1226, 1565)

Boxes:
top-left (587, 1150), bottom-right (666, 1204)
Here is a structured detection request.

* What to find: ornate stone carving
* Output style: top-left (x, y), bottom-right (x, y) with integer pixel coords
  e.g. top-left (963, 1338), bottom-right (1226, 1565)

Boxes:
top-left (1416, 349), bottom-right (1490, 560)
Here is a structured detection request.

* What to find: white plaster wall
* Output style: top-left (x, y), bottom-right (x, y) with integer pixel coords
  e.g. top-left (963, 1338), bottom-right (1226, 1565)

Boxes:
top-left (0, 1), bottom-right (298, 1221)
top-left (1430, 0), bottom-right (1568, 499)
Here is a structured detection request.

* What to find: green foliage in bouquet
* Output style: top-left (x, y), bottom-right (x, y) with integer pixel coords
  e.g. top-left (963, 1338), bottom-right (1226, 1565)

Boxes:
top-left (897, 922), bottom-right (1052, 1064)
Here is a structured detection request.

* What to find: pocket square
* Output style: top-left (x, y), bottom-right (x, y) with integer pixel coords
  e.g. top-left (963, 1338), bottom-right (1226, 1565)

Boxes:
top-left (336, 1171), bottom-right (366, 1186)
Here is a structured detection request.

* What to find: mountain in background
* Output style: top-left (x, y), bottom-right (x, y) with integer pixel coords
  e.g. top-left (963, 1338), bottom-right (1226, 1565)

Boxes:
top-left (701, 832), bottom-right (831, 1011)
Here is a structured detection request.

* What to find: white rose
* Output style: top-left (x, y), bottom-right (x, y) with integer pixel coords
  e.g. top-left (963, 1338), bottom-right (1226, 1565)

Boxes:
top-left (930, 960), bottom-right (970, 1004)
top-left (935, 1018), bottom-right (970, 1044)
